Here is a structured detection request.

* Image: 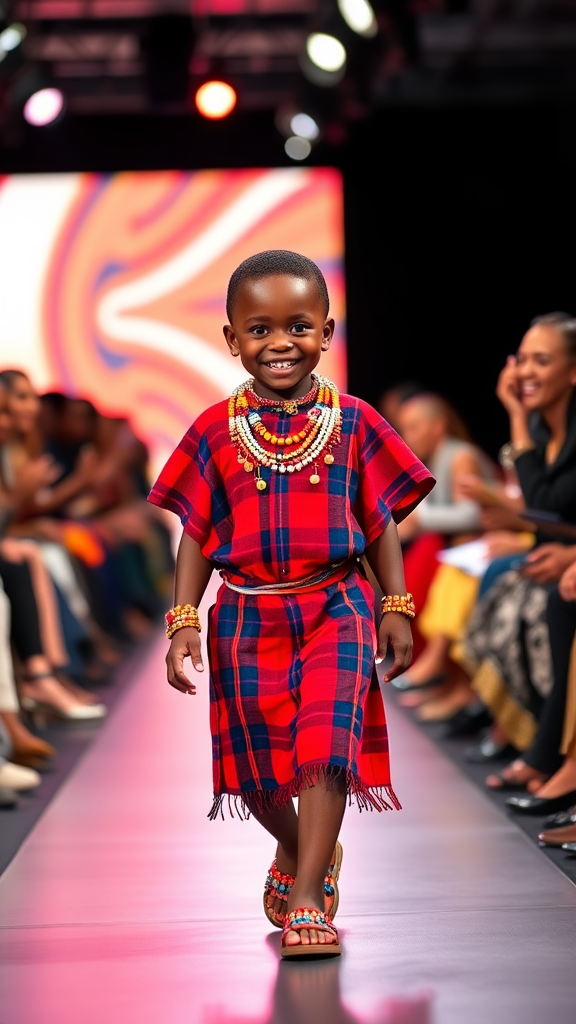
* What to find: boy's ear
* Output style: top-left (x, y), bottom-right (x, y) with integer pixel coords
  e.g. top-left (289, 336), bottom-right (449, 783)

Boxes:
top-left (321, 318), bottom-right (335, 351)
top-left (223, 324), bottom-right (240, 357)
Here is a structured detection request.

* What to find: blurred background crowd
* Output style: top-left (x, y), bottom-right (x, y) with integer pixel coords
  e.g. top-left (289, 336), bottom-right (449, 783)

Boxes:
top-left (377, 310), bottom-right (576, 860)
top-left (0, 367), bottom-right (174, 806)
top-left (3, 309), bottom-right (576, 863)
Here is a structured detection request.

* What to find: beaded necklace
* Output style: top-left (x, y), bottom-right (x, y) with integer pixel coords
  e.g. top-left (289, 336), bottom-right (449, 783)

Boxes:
top-left (229, 374), bottom-right (342, 491)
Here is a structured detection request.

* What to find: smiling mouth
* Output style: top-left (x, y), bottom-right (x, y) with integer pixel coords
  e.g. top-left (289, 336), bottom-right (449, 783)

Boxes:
top-left (265, 360), bottom-right (299, 370)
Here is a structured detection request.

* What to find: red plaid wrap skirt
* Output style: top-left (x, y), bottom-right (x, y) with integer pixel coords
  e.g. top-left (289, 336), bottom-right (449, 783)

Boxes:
top-left (207, 564), bottom-right (400, 818)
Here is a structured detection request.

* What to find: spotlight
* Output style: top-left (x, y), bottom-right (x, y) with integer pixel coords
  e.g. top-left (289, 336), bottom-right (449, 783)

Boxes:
top-left (195, 80), bottom-right (237, 120)
top-left (285, 136), bottom-right (311, 162)
top-left (306, 33), bottom-right (347, 73)
top-left (0, 22), bottom-right (26, 56)
top-left (23, 87), bottom-right (64, 126)
top-left (337, 0), bottom-right (378, 38)
top-left (290, 112), bottom-right (320, 141)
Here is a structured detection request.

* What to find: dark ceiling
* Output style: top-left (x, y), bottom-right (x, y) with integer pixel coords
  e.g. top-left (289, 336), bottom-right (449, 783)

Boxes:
top-left (2, 1), bottom-right (575, 136)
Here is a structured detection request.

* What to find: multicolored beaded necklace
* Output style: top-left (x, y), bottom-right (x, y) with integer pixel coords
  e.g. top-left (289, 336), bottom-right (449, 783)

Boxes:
top-left (229, 373), bottom-right (342, 491)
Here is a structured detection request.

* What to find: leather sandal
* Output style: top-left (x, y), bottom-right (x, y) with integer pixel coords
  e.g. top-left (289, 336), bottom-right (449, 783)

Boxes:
top-left (280, 907), bottom-right (342, 958)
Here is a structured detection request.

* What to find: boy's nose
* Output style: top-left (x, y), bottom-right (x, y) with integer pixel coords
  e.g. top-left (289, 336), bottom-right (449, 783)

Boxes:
top-left (269, 338), bottom-right (294, 350)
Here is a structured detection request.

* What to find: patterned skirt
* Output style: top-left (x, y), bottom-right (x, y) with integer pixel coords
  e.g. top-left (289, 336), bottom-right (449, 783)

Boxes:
top-left (207, 565), bottom-right (400, 818)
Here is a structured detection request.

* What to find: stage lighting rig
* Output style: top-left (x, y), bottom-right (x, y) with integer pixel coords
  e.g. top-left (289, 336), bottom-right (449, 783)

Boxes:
top-left (142, 12), bottom-right (196, 112)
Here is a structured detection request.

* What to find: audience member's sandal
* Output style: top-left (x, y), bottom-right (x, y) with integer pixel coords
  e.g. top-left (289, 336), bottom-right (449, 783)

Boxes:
top-left (280, 907), bottom-right (342, 958)
top-left (485, 760), bottom-right (547, 791)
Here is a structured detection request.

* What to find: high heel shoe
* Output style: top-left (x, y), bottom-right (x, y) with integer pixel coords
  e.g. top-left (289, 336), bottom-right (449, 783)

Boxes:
top-left (505, 790), bottom-right (576, 815)
top-left (391, 672), bottom-right (448, 694)
top-left (0, 711), bottom-right (56, 770)
top-left (20, 696), bottom-right (107, 721)
top-left (19, 673), bottom-right (107, 722)
top-left (434, 703), bottom-right (492, 738)
top-left (542, 807), bottom-right (576, 830)
top-left (463, 735), bottom-right (516, 763)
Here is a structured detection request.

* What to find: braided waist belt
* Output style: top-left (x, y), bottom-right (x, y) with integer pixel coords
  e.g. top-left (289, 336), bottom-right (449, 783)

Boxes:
top-left (220, 558), bottom-right (358, 596)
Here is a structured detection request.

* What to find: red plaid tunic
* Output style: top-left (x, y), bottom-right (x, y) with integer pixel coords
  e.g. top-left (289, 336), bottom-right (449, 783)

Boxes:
top-left (149, 394), bottom-right (434, 816)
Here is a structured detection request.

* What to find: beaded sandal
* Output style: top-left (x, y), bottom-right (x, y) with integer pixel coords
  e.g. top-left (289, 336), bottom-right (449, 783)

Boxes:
top-left (280, 907), bottom-right (342, 958)
top-left (324, 840), bottom-right (343, 918)
top-left (263, 860), bottom-right (295, 928)
top-left (264, 841), bottom-right (344, 929)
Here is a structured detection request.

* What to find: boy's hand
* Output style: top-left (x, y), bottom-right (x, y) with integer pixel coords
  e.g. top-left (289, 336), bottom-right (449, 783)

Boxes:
top-left (166, 626), bottom-right (204, 695)
top-left (375, 612), bottom-right (413, 683)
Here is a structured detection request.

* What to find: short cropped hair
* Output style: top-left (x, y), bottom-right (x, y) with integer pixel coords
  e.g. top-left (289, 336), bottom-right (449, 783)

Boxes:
top-left (531, 311), bottom-right (576, 359)
top-left (226, 250), bottom-right (329, 321)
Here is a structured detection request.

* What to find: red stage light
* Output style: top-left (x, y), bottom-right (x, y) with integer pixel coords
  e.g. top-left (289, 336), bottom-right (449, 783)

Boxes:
top-left (195, 81), bottom-right (237, 120)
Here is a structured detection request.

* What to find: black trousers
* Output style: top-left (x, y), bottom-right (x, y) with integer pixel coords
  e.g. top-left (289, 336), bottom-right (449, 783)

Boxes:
top-left (525, 584), bottom-right (576, 775)
top-left (0, 556), bottom-right (44, 661)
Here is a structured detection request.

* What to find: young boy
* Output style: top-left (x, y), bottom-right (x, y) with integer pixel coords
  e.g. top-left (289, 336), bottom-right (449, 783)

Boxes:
top-left (148, 250), bottom-right (434, 958)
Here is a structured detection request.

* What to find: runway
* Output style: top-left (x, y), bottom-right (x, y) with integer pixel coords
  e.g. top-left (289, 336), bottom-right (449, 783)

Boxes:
top-left (1, 586), bottom-right (576, 1024)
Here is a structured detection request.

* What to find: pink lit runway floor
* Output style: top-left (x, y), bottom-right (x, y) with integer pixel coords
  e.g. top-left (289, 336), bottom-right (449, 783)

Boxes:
top-left (1, 606), bottom-right (576, 1023)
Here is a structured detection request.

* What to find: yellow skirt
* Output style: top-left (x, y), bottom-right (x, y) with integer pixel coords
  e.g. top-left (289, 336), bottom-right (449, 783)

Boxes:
top-left (418, 563), bottom-right (480, 669)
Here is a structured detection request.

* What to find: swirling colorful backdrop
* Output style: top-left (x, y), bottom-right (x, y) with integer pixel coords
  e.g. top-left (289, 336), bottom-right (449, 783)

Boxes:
top-left (0, 168), bottom-right (345, 476)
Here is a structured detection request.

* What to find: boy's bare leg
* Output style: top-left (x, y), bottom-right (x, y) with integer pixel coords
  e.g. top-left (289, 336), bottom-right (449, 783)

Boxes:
top-left (248, 801), bottom-right (299, 920)
top-left (285, 781), bottom-right (346, 947)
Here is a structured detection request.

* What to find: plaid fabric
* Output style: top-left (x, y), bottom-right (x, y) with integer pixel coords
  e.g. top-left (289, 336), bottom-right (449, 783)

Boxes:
top-left (148, 394), bottom-right (434, 585)
top-left (148, 393), bottom-right (434, 815)
top-left (207, 565), bottom-right (401, 817)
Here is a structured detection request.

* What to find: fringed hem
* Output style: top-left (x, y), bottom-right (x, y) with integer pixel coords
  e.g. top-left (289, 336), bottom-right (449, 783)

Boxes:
top-left (207, 763), bottom-right (401, 820)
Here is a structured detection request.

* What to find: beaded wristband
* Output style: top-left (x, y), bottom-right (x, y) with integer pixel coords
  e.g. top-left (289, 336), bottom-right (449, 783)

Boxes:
top-left (380, 593), bottom-right (416, 619)
top-left (165, 604), bottom-right (201, 639)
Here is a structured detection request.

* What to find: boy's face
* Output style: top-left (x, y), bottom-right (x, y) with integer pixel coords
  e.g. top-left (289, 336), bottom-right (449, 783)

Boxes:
top-left (223, 274), bottom-right (334, 399)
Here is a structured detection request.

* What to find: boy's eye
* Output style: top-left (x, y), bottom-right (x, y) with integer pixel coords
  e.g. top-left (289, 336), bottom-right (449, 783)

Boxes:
top-left (251, 326), bottom-right (268, 336)
top-left (292, 322), bottom-right (310, 333)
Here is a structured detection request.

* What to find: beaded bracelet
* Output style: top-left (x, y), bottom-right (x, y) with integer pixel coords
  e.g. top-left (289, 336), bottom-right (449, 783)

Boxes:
top-left (380, 593), bottom-right (416, 619)
top-left (165, 604), bottom-right (202, 639)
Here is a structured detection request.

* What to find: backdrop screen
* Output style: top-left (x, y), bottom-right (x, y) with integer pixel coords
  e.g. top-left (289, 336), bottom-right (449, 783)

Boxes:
top-left (0, 168), bottom-right (346, 475)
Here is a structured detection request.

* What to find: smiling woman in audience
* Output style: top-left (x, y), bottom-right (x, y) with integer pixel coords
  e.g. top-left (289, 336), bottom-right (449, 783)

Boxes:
top-left (462, 313), bottom-right (576, 792)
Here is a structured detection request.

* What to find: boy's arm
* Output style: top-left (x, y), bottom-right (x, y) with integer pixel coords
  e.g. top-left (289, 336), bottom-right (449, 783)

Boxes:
top-left (166, 531), bottom-right (214, 696)
top-left (364, 519), bottom-right (413, 683)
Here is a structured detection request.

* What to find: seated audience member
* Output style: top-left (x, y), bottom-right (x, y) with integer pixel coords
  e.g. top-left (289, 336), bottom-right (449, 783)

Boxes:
top-left (0, 370), bottom-right (171, 646)
top-left (389, 391), bottom-right (500, 697)
top-left (502, 555), bottom-right (576, 818)
top-left (457, 312), bottom-right (576, 784)
top-left (377, 380), bottom-right (426, 432)
top-left (0, 376), bottom-right (107, 729)
top-left (536, 558), bottom-right (576, 842)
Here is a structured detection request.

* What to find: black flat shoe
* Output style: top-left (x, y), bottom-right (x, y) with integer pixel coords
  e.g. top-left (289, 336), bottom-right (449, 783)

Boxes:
top-left (561, 842), bottom-right (576, 854)
top-left (435, 703), bottom-right (492, 739)
top-left (463, 736), bottom-right (515, 763)
top-left (505, 790), bottom-right (576, 815)
top-left (542, 807), bottom-right (576, 830)
top-left (391, 672), bottom-right (448, 694)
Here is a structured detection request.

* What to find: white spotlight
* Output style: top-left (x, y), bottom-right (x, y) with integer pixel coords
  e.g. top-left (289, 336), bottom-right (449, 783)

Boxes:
top-left (285, 136), bottom-right (312, 161)
top-left (290, 112), bottom-right (320, 141)
top-left (0, 23), bottom-right (27, 52)
top-left (306, 33), bottom-right (346, 73)
top-left (23, 88), bottom-right (65, 126)
top-left (337, 0), bottom-right (378, 38)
